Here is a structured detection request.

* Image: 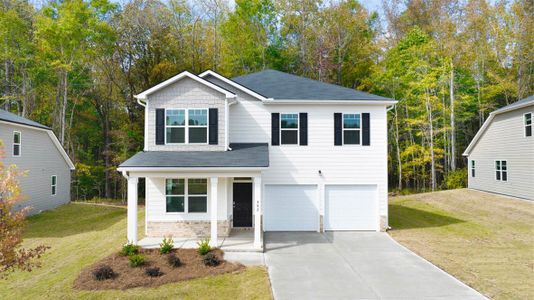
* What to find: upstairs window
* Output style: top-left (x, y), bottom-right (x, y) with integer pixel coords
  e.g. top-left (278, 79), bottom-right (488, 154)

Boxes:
top-left (471, 160), bottom-right (475, 177)
top-left (280, 113), bottom-right (299, 145)
top-left (525, 113), bottom-right (532, 137)
top-left (166, 178), bottom-right (207, 213)
top-left (51, 175), bottom-right (57, 195)
top-left (495, 160), bottom-right (507, 181)
top-left (165, 109), bottom-right (208, 144)
top-left (343, 113), bottom-right (361, 145)
top-left (13, 131), bottom-right (21, 157)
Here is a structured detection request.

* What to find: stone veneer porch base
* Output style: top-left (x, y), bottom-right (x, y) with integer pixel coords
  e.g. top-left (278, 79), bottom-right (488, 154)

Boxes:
top-left (147, 220), bottom-right (232, 238)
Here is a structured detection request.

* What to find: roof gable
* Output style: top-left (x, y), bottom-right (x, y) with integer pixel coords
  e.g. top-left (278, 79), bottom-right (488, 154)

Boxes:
top-left (232, 69), bottom-right (392, 101)
top-left (135, 71), bottom-right (236, 100)
top-left (199, 70), bottom-right (269, 101)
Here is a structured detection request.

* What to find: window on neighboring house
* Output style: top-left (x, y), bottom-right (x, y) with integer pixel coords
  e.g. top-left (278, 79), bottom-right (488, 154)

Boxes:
top-left (166, 109), bottom-right (185, 144)
top-left (343, 113), bottom-right (361, 145)
top-left (525, 113), bottom-right (532, 137)
top-left (51, 175), bottom-right (57, 195)
top-left (188, 109), bottom-right (208, 143)
top-left (280, 113), bottom-right (299, 145)
top-left (471, 160), bottom-right (475, 177)
top-left (166, 178), bottom-right (207, 213)
top-left (13, 131), bottom-right (21, 156)
top-left (495, 160), bottom-right (507, 181)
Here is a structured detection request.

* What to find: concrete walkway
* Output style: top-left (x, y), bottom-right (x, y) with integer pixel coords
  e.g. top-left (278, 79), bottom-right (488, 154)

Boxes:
top-left (264, 232), bottom-right (486, 300)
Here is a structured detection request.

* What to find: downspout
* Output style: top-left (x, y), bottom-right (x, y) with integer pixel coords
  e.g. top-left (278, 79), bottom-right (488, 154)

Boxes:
top-left (386, 104), bottom-right (395, 112)
top-left (137, 98), bottom-right (148, 151)
top-left (226, 99), bottom-right (237, 151)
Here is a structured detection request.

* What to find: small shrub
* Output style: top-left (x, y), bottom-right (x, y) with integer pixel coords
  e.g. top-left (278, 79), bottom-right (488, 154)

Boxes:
top-left (145, 267), bottom-right (163, 277)
top-left (167, 253), bottom-right (181, 268)
top-left (197, 238), bottom-right (211, 255)
top-left (128, 254), bottom-right (146, 267)
top-left (120, 242), bottom-right (140, 256)
top-left (444, 169), bottom-right (467, 189)
top-left (92, 265), bottom-right (115, 281)
top-left (159, 237), bottom-right (174, 254)
top-left (202, 252), bottom-right (220, 267)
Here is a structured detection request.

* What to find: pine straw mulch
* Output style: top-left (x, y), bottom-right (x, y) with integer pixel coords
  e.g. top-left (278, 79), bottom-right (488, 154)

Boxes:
top-left (74, 248), bottom-right (244, 290)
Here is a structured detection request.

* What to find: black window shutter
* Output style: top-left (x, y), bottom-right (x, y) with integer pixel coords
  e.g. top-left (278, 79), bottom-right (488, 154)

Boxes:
top-left (362, 113), bottom-right (370, 146)
top-left (334, 113), bottom-right (342, 146)
top-left (271, 113), bottom-right (280, 146)
top-left (299, 113), bottom-right (308, 146)
top-left (155, 109), bottom-right (165, 145)
top-left (209, 108), bottom-right (218, 145)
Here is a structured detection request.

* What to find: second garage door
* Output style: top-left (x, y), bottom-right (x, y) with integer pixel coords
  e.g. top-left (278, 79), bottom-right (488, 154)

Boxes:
top-left (325, 185), bottom-right (378, 231)
top-left (264, 185), bottom-right (319, 231)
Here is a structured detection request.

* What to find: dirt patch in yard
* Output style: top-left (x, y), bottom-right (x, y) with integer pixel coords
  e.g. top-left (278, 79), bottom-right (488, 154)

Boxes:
top-left (74, 248), bottom-right (244, 290)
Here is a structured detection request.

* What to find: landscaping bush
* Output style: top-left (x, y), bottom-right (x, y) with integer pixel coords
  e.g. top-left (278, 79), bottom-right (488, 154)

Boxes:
top-left (197, 238), bottom-right (211, 255)
top-left (167, 253), bottom-right (181, 268)
top-left (145, 267), bottom-right (163, 277)
top-left (159, 237), bottom-right (174, 254)
top-left (120, 242), bottom-right (140, 256)
top-left (202, 253), bottom-right (220, 267)
top-left (128, 254), bottom-right (146, 267)
top-left (92, 265), bottom-right (115, 281)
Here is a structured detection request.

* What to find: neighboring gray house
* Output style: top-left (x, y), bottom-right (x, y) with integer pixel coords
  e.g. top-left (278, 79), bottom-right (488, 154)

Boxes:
top-left (463, 96), bottom-right (534, 200)
top-left (0, 109), bottom-right (75, 214)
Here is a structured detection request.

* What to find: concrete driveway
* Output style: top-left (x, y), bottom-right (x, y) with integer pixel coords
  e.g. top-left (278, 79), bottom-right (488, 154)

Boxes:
top-left (264, 232), bottom-right (486, 300)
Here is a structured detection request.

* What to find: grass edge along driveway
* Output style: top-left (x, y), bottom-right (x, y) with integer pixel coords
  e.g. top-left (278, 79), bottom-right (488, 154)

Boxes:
top-left (0, 203), bottom-right (272, 300)
top-left (388, 189), bottom-right (534, 300)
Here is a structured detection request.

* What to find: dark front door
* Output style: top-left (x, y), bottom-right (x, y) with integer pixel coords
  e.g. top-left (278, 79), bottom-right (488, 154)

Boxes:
top-left (233, 182), bottom-right (253, 227)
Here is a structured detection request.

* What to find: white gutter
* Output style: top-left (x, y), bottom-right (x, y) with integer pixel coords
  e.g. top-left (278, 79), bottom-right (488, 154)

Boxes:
top-left (262, 99), bottom-right (398, 105)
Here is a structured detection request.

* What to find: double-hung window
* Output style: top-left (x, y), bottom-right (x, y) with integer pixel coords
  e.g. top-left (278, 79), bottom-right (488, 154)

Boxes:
top-left (13, 131), bottom-right (21, 156)
top-left (280, 113), bottom-right (299, 145)
top-left (525, 113), bottom-right (532, 137)
top-left (51, 175), bottom-right (57, 195)
top-left (166, 178), bottom-right (207, 213)
top-left (495, 160), bottom-right (507, 181)
top-left (343, 113), bottom-right (361, 145)
top-left (165, 109), bottom-right (208, 144)
top-left (471, 160), bottom-right (475, 177)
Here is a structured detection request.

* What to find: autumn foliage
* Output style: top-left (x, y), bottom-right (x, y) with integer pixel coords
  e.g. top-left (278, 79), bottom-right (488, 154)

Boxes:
top-left (0, 141), bottom-right (49, 278)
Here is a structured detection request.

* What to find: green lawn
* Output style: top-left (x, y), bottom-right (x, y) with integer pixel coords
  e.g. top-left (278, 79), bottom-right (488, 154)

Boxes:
top-left (0, 203), bottom-right (272, 300)
top-left (389, 189), bottom-right (534, 300)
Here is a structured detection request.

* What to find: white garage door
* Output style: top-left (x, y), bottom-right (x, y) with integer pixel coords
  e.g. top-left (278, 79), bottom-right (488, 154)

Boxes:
top-left (264, 185), bottom-right (319, 231)
top-left (325, 185), bottom-right (377, 231)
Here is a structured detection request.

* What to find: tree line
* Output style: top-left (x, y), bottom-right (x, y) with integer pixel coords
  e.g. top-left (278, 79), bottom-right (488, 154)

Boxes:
top-left (1, 0), bottom-right (532, 200)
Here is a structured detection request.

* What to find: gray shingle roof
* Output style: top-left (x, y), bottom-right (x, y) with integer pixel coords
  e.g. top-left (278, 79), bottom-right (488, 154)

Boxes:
top-left (232, 69), bottom-right (392, 101)
top-left (494, 95), bottom-right (534, 113)
top-left (119, 143), bottom-right (269, 168)
top-left (0, 109), bottom-right (51, 130)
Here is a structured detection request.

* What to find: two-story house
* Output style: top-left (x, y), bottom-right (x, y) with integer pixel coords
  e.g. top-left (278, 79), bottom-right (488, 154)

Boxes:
top-left (118, 70), bottom-right (396, 250)
top-left (463, 95), bottom-right (534, 200)
top-left (0, 109), bottom-right (75, 214)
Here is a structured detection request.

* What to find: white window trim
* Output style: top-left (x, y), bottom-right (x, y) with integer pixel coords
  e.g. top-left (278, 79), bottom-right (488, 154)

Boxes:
top-left (471, 160), bottom-right (475, 177)
top-left (164, 108), bottom-right (209, 145)
top-left (524, 112), bottom-right (532, 137)
top-left (13, 131), bottom-right (21, 157)
top-left (51, 175), bottom-right (57, 196)
top-left (494, 160), bottom-right (508, 182)
top-left (342, 113), bottom-right (362, 146)
top-left (165, 178), bottom-right (208, 214)
top-left (280, 113), bottom-right (299, 146)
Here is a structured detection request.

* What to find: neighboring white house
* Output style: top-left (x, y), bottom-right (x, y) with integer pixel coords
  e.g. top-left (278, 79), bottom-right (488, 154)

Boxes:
top-left (463, 96), bottom-right (534, 200)
top-left (118, 69), bottom-right (396, 250)
top-left (0, 109), bottom-right (75, 214)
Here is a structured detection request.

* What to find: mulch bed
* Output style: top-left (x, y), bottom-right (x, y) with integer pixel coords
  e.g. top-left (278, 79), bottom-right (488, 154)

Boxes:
top-left (74, 248), bottom-right (244, 290)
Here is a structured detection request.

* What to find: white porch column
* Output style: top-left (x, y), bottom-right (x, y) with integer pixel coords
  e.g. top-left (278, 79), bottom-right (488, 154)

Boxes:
top-left (253, 176), bottom-right (262, 249)
top-left (210, 177), bottom-right (219, 247)
top-left (127, 177), bottom-right (139, 244)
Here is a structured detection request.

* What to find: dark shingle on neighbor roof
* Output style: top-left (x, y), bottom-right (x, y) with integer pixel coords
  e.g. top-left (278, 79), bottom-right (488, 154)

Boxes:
top-left (119, 143), bottom-right (269, 168)
top-left (0, 109), bottom-right (51, 130)
top-left (232, 69), bottom-right (392, 101)
top-left (494, 95), bottom-right (534, 113)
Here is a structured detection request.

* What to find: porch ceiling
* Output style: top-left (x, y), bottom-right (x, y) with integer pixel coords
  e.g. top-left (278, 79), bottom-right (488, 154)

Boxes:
top-left (118, 143), bottom-right (269, 169)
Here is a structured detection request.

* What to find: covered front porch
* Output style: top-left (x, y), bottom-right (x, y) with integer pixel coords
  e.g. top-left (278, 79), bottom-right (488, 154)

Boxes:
top-left (117, 143), bottom-right (269, 252)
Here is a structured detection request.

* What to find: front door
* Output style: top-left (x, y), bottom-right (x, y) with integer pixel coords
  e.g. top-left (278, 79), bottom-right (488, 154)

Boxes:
top-left (233, 182), bottom-right (253, 227)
